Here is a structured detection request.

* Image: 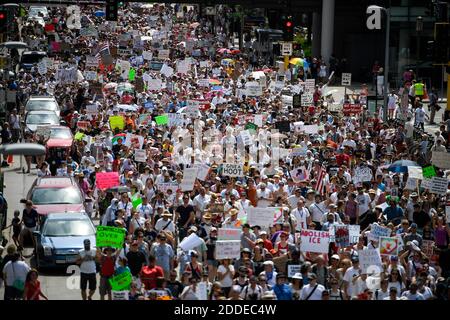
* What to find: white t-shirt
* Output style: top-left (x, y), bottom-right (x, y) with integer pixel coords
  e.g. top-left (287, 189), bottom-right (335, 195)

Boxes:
top-left (256, 189), bottom-right (272, 208)
top-left (343, 266), bottom-right (361, 297)
top-left (401, 291), bottom-right (425, 300)
top-left (79, 249), bottom-right (97, 274)
top-left (300, 283), bottom-right (325, 300)
top-left (2, 261), bottom-right (31, 286)
top-left (373, 288), bottom-right (389, 300)
top-left (356, 193), bottom-right (370, 216)
top-left (387, 281), bottom-right (404, 297)
top-left (309, 202), bottom-right (327, 223)
top-left (217, 265), bottom-right (234, 287)
top-left (292, 207), bottom-right (310, 231)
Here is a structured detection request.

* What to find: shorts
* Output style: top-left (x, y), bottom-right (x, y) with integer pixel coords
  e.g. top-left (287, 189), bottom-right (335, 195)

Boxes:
top-left (80, 273), bottom-right (97, 291)
top-left (99, 276), bottom-right (112, 295)
top-left (207, 259), bottom-right (219, 268)
top-left (24, 226), bottom-right (36, 232)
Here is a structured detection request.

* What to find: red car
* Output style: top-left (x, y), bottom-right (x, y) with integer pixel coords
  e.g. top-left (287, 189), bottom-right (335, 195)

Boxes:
top-left (43, 126), bottom-right (73, 175)
top-left (26, 176), bottom-right (85, 215)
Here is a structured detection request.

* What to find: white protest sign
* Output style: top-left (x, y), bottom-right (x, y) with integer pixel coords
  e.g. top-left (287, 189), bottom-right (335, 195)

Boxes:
top-left (157, 182), bottom-right (179, 193)
top-left (83, 71), bottom-right (97, 81)
top-left (147, 78), bottom-right (162, 91)
top-left (222, 163), bottom-right (244, 177)
top-left (37, 61), bottom-right (47, 75)
top-left (179, 233), bottom-right (203, 251)
top-left (218, 228), bottom-right (241, 241)
top-left (200, 61), bottom-right (210, 68)
top-left (405, 178), bottom-right (418, 190)
top-left (168, 113), bottom-right (186, 127)
top-left (367, 223), bottom-right (391, 242)
top-left (112, 291), bottom-right (129, 300)
top-left (446, 206), bottom-right (450, 224)
top-left (288, 265), bottom-right (301, 278)
top-left (290, 167), bottom-right (308, 183)
top-left (197, 79), bottom-right (210, 87)
top-left (247, 207), bottom-right (277, 229)
top-left (254, 115), bottom-right (263, 127)
top-left (180, 168), bottom-right (198, 191)
top-left (215, 240), bottom-right (241, 260)
top-left (303, 125), bottom-right (318, 134)
top-left (239, 130), bottom-right (253, 146)
top-left (353, 167), bottom-right (373, 184)
top-left (193, 163), bottom-right (210, 181)
top-left (80, 26), bottom-right (98, 37)
top-left (349, 225), bottom-right (361, 244)
top-left (176, 60), bottom-right (190, 74)
top-left (290, 148), bottom-right (307, 157)
top-left (430, 176), bottom-right (448, 195)
top-left (299, 229), bottom-right (330, 254)
top-left (245, 82), bottom-right (263, 96)
top-left (158, 49), bottom-right (170, 60)
top-left (431, 152), bottom-right (450, 169)
top-left (341, 73), bottom-right (352, 86)
top-left (134, 149), bottom-right (147, 163)
top-left (85, 104), bottom-right (98, 115)
top-left (160, 64), bottom-right (174, 77)
top-left (421, 177), bottom-right (433, 189)
top-left (408, 166), bottom-right (423, 180)
top-left (85, 56), bottom-right (98, 68)
top-left (196, 282), bottom-right (208, 300)
top-left (358, 249), bottom-right (382, 274)
top-left (142, 51), bottom-right (153, 61)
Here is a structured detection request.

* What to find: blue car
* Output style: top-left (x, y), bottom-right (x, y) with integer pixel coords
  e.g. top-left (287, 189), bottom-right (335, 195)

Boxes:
top-left (33, 212), bottom-right (96, 269)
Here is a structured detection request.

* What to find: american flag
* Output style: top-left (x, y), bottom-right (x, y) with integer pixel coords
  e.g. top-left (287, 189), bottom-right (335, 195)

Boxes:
top-left (314, 166), bottom-right (327, 196)
top-left (94, 42), bottom-right (110, 59)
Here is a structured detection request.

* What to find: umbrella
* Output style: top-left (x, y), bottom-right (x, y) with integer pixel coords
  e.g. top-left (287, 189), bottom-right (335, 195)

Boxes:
top-left (0, 41), bottom-right (29, 50)
top-left (388, 160), bottom-right (419, 173)
top-left (208, 79), bottom-right (221, 85)
top-left (94, 10), bottom-right (105, 17)
top-left (217, 48), bottom-right (231, 54)
top-left (0, 143), bottom-right (46, 156)
top-left (289, 57), bottom-right (304, 66)
top-left (117, 104), bottom-right (139, 112)
top-left (112, 133), bottom-right (126, 145)
top-left (231, 49), bottom-right (241, 55)
top-left (106, 186), bottom-right (130, 193)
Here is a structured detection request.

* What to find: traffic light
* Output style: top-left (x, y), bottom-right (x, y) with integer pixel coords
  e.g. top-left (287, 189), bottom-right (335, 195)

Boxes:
top-left (434, 23), bottom-right (449, 63)
top-left (0, 10), bottom-right (7, 33)
top-left (282, 16), bottom-right (294, 41)
top-left (105, 0), bottom-right (118, 21)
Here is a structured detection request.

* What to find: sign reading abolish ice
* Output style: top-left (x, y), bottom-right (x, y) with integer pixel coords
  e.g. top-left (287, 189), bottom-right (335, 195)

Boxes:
top-left (215, 240), bottom-right (241, 260)
top-left (299, 229), bottom-right (330, 254)
top-left (96, 226), bottom-right (126, 248)
top-left (222, 163), bottom-right (244, 177)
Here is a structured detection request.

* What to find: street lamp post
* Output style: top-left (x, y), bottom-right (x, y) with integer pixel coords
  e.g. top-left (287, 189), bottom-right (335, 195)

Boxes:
top-left (416, 16), bottom-right (423, 78)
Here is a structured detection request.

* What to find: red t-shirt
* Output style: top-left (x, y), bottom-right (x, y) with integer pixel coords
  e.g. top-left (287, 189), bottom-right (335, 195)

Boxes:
top-left (25, 280), bottom-right (41, 300)
top-left (100, 256), bottom-right (115, 277)
top-left (140, 265), bottom-right (164, 290)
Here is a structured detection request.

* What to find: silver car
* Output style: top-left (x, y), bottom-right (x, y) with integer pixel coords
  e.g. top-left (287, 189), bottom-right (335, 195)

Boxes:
top-left (25, 96), bottom-right (60, 117)
top-left (24, 110), bottom-right (60, 133)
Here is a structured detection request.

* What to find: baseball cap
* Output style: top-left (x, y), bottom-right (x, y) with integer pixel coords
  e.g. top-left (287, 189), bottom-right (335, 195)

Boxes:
top-left (292, 273), bottom-right (303, 280)
top-left (83, 239), bottom-right (91, 245)
top-left (331, 254), bottom-right (340, 261)
top-left (263, 261), bottom-right (274, 266)
top-left (352, 256), bottom-right (359, 263)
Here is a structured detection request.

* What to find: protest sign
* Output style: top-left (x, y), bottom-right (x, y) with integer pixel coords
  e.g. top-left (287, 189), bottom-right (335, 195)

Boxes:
top-left (196, 282), bottom-right (208, 301)
top-left (134, 149), bottom-right (147, 163)
top-left (421, 240), bottom-right (435, 258)
top-left (334, 225), bottom-right (350, 248)
top-left (112, 291), bottom-right (129, 300)
top-left (247, 207), bottom-right (277, 228)
top-left (96, 226), bottom-right (126, 248)
top-left (168, 113), bottom-right (186, 127)
top-left (299, 229), bottom-right (330, 254)
top-left (109, 271), bottom-right (132, 291)
top-left (430, 176), bottom-right (448, 195)
top-left (431, 152), bottom-right (450, 169)
top-left (158, 49), bottom-right (170, 59)
top-left (85, 104), bottom-right (98, 115)
top-left (421, 177), bottom-right (433, 189)
top-left (287, 265), bottom-right (301, 278)
top-left (80, 26), bottom-right (98, 37)
top-left (405, 178), bottom-right (418, 190)
top-left (254, 115), bottom-right (263, 127)
top-left (358, 249), bottom-right (382, 274)
top-left (83, 71), bottom-right (97, 81)
top-left (77, 121), bottom-right (90, 130)
top-left (193, 163), bottom-right (210, 181)
top-left (125, 133), bottom-right (144, 149)
top-left (160, 64), bottom-right (174, 77)
top-left (239, 130), bottom-right (253, 146)
top-left (218, 228), bottom-right (241, 241)
top-left (379, 237), bottom-right (399, 256)
top-left (74, 132), bottom-right (84, 141)
top-left (222, 163), bottom-right (244, 177)
top-left (341, 73), bottom-right (352, 86)
top-left (349, 225), bottom-right (361, 244)
top-left (179, 233), bottom-right (203, 251)
top-left (422, 165), bottom-right (437, 178)
top-left (303, 125), bottom-right (318, 134)
top-left (37, 61), bottom-right (47, 75)
top-left (407, 166), bottom-right (423, 180)
top-left (245, 122), bottom-right (257, 133)
top-left (176, 59), bottom-right (190, 74)
top-left (290, 147), bottom-right (308, 157)
top-left (446, 206), bottom-right (450, 225)
top-left (353, 167), bottom-right (373, 184)
top-left (197, 79), bottom-right (210, 87)
top-left (85, 55), bottom-right (99, 67)
top-left (215, 240), bottom-right (241, 260)
top-left (109, 115), bottom-right (125, 130)
top-left (368, 224), bottom-right (391, 242)
top-left (155, 115), bottom-right (168, 126)
top-left (96, 172), bottom-right (120, 190)
top-left (157, 182), bottom-right (179, 193)
top-left (290, 167), bottom-right (308, 183)
top-left (343, 103), bottom-right (362, 114)
top-left (142, 51), bottom-right (153, 61)
top-left (139, 114), bottom-right (152, 126)
top-left (180, 168), bottom-right (198, 191)
top-left (245, 82), bottom-right (263, 96)
top-left (147, 78), bottom-right (162, 91)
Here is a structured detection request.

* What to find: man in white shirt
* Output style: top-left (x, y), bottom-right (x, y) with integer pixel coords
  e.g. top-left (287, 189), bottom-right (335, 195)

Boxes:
top-left (308, 194), bottom-right (327, 229)
top-left (256, 183), bottom-right (273, 208)
top-left (288, 188), bottom-right (303, 208)
top-left (136, 196), bottom-right (153, 220)
top-left (356, 186), bottom-right (371, 219)
top-left (401, 282), bottom-right (425, 300)
top-left (76, 239), bottom-right (97, 301)
top-left (2, 253), bottom-right (31, 300)
top-left (300, 273), bottom-right (325, 300)
top-left (343, 256), bottom-right (362, 299)
top-left (193, 187), bottom-right (211, 220)
top-left (291, 200), bottom-right (311, 231)
top-left (80, 150), bottom-right (96, 168)
top-left (154, 211), bottom-right (176, 234)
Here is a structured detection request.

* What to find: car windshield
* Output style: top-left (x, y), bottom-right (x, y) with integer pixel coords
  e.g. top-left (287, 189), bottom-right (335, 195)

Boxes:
top-left (26, 113), bottom-right (58, 125)
top-left (26, 100), bottom-right (57, 112)
top-left (50, 128), bottom-right (72, 139)
top-left (31, 187), bottom-right (82, 204)
top-left (43, 219), bottom-right (94, 237)
top-left (21, 54), bottom-right (45, 64)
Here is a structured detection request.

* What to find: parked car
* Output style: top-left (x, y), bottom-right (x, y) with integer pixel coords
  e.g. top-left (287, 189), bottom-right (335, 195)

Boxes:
top-left (25, 176), bottom-right (85, 216)
top-left (23, 110), bottom-right (60, 134)
top-left (44, 126), bottom-right (74, 175)
top-left (20, 50), bottom-right (47, 71)
top-left (33, 212), bottom-right (96, 269)
top-left (25, 95), bottom-right (61, 117)
top-left (28, 6), bottom-right (49, 19)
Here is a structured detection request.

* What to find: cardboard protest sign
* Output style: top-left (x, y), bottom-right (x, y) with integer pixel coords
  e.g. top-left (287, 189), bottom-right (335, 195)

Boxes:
top-left (247, 207), bottom-right (277, 228)
top-left (349, 225), bottom-right (361, 243)
top-left (367, 224), bottom-right (391, 242)
top-left (431, 152), bottom-right (450, 169)
top-left (179, 233), bottom-right (203, 251)
top-left (353, 167), bottom-right (373, 184)
top-left (421, 240), bottom-right (434, 258)
top-left (358, 249), bottom-right (382, 274)
top-left (430, 176), bottom-right (448, 195)
top-left (180, 168), bottom-right (198, 192)
top-left (287, 265), bottom-right (301, 278)
top-left (299, 229), bottom-right (330, 254)
top-left (96, 226), bottom-right (126, 248)
top-left (96, 172), bottom-right (120, 190)
top-left (379, 236), bottom-right (399, 256)
top-left (109, 271), bottom-right (132, 291)
top-left (215, 240), bottom-right (241, 260)
top-left (222, 163), bottom-right (244, 177)
top-left (134, 149), bottom-right (147, 163)
top-left (239, 130), bottom-right (253, 146)
top-left (407, 166), bottom-right (423, 180)
top-left (422, 165), bottom-right (437, 178)
top-left (334, 225), bottom-right (350, 248)
top-left (109, 115), bottom-right (125, 130)
top-left (218, 228), bottom-right (241, 241)
top-left (158, 49), bottom-right (170, 59)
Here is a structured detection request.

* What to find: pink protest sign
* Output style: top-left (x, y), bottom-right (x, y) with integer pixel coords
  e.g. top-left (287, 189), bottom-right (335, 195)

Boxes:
top-left (96, 172), bottom-right (120, 190)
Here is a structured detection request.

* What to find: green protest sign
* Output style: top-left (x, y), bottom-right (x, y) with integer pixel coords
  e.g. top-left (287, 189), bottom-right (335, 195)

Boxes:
top-left (155, 115), bottom-right (168, 125)
top-left (96, 226), bottom-right (126, 248)
top-left (422, 165), bottom-right (436, 178)
top-left (245, 122), bottom-right (257, 133)
top-left (128, 68), bottom-right (136, 81)
top-left (132, 194), bottom-right (142, 209)
top-left (109, 271), bottom-right (132, 291)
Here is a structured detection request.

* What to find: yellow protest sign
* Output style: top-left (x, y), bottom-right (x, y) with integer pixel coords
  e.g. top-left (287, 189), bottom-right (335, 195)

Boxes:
top-left (109, 115), bottom-right (125, 130)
